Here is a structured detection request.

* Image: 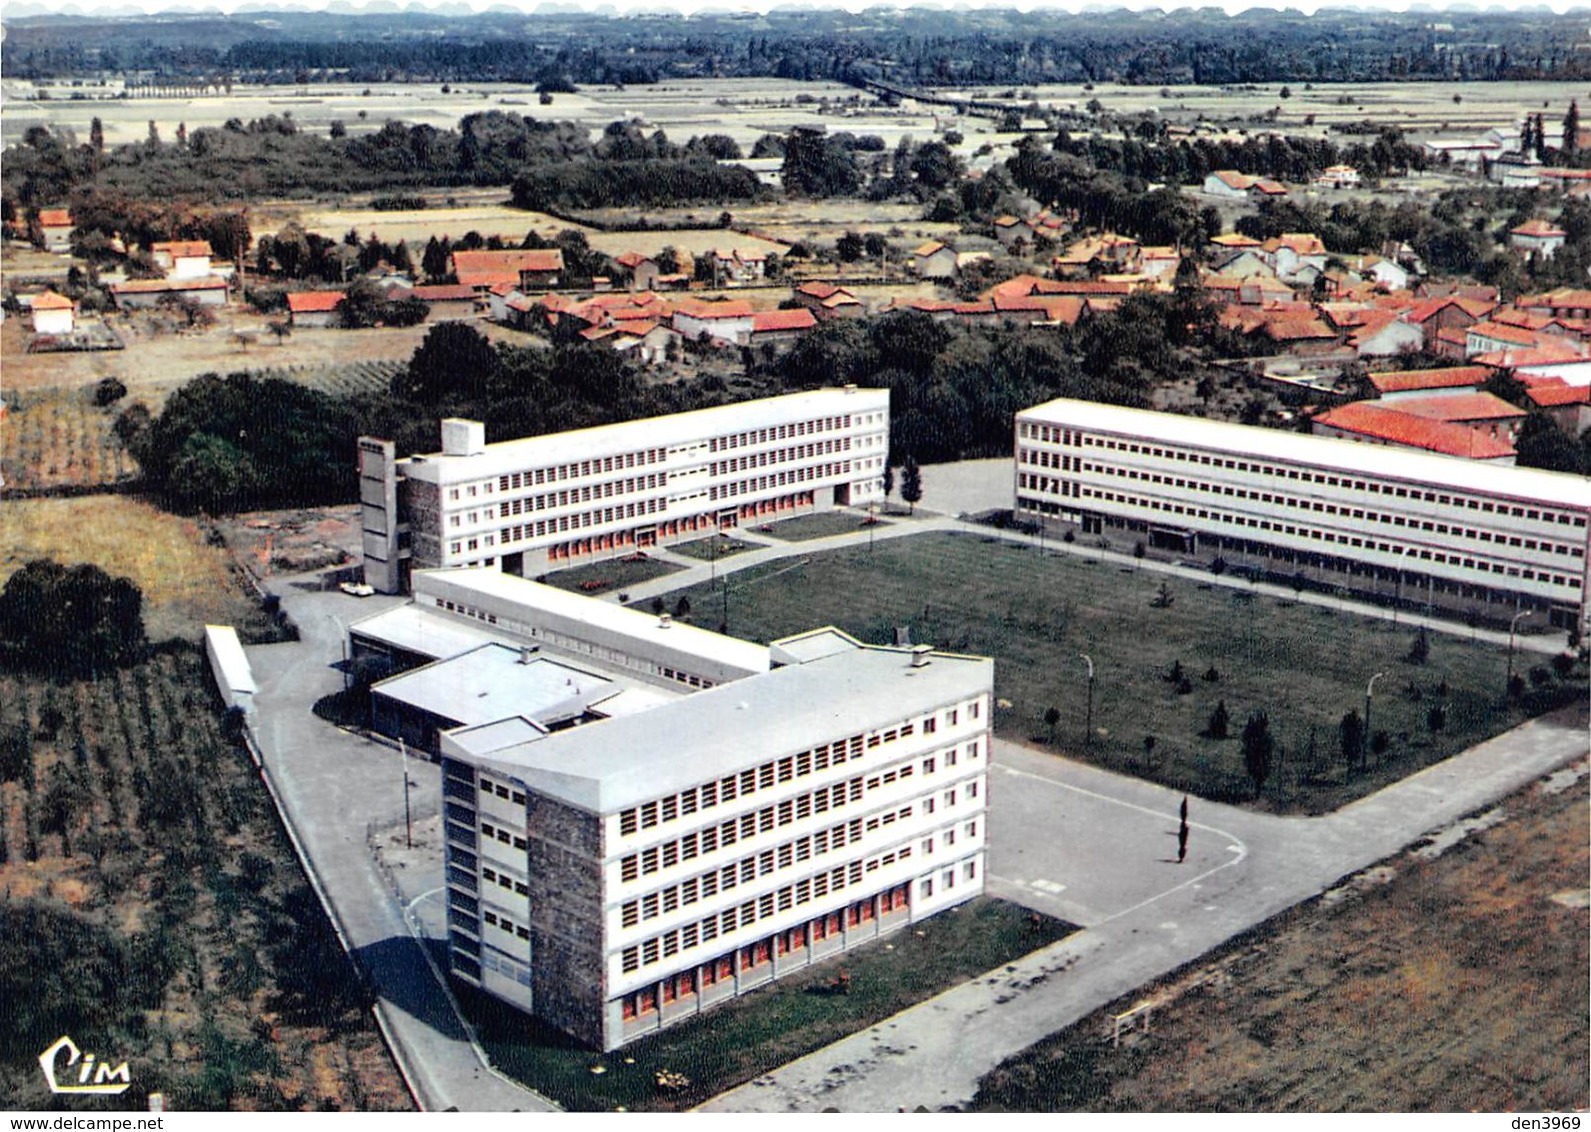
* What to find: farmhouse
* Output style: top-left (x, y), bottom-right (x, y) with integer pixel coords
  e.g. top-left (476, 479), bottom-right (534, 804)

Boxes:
top-left (36, 208), bottom-right (73, 252)
top-left (1309, 402), bottom-right (1517, 462)
top-left (29, 290), bottom-right (75, 335)
top-left (454, 249), bottom-right (565, 291)
top-left (357, 387), bottom-right (889, 593)
top-left (109, 276), bottom-right (229, 310)
top-left (614, 252), bottom-right (660, 292)
top-left (391, 283), bottom-right (477, 322)
top-left (791, 282), bottom-right (865, 320)
top-left (911, 241), bottom-right (958, 280)
top-left (151, 239), bottom-right (214, 279)
top-left (1510, 219), bottom-right (1566, 260)
top-left (1014, 398), bottom-right (1589, 630)
top-left (1202, 170), bottom-right (1256, 199)
top-left (286, 290), bottom-right (346, 328)
top-left (1367, 365), bottom-right (1489, 401)
top-left (671, 298), bottom-right (755, 346)
top-left (748, 307), bottom-right (817, 348)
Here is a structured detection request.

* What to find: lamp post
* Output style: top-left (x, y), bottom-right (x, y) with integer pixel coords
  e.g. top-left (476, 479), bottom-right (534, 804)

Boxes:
top-left (1364, 671), bottom-right (1386, 770)
top-left (1079, 653), bottom-right (1095, 747)
top-left (1507, 609), bottom-right (1533, 695)
top-left (399, 737), bottom-right (413, 850)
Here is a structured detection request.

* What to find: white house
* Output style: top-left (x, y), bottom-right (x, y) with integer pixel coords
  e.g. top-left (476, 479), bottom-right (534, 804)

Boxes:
top-left (1510, 219), bottom-right (1567, 261)
top-left (1202, 171), bottom-right (1255, 199)
top-left (912, 241), bottom-right (959, 280)
top-left (29, 290), bottom-right (75, 335)
top-left (671, 298), bottom-right (756, 346)
top-left (151, 240), bottom-right (215, 280)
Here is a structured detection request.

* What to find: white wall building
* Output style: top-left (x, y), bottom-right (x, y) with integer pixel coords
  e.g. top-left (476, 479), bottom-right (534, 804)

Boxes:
top-left (360, 389), bottom-right (890, 593)
top-left (434, 610), bottom-right (992, 1051)
top-left (1014, 398), bottom-right (1591, 630)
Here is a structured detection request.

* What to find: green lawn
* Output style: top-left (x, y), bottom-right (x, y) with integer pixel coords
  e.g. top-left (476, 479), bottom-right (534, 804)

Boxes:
top-left (538, 554), bottom-right (681, 597)
top-left (756, 510), bottom-right (892, 542)
top-left (466, 897), bottom-right (1073, 1112)
top-left (668, 535), bottom-right (758, 562)
top-left (648, 532), bottom-right (1581, 814)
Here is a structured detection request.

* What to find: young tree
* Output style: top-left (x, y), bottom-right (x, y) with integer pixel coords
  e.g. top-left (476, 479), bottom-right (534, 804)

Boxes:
top-left (1043, 706), bottom-right (1061, 744)
top-left (1565, 100), bottom-right (1581, 158)
top-left (900, 456), bottom-right (923, 515)
top-left (1205, 700), bottom-right (1230, 740)
top-left (1242, 710), bottom-right (1274, 798)
top-left (1339, 709), bottom-right (1365, 771)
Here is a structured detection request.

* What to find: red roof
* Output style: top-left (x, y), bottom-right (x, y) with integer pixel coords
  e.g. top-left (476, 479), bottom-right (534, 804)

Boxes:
top-left (1472, 340), bottom-right (1591, 369)
top-left (152, 239), bottom-right (213, 259)
top-left (287, 291), bottom-right (346, 313)
top-left (614, 251), bottom-right (653, 269)
top-left (751, 308), bottom-right (817, 333)
top-left (31, 290), bottom-right (73, 311)
top-left (1404, 295), bottom-right (1495, 324)
top-left (1388, 392), bottom-right (1528, 423)
top-left (452, 249), bottom-right (564, 274)
top-left (401, 284), bottom-right (476, 302)
top-left (673, 298), bottom-right (753, 319)
top-left (1264, 316), bottom-right (1337, 342)
top-left (1511, 219), bottom-right (1566, 239)
top-left (1467, 320), bottom-right (1542, 347)
top-left (37, 209), bottom-right (72, 228)
top-left (1313, 403), bottom-right (1516, 459)
top-left (1368, 366), bottom-right (1489, 394)
top-left (1519, 289), bottom-right (1591, 313)
top-left (1527, 383), bottom-right (1591, 407)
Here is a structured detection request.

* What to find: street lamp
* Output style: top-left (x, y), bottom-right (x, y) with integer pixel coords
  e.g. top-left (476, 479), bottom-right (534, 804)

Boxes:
top-left (1364, 671), bottom-right (1386, 769)
top-left (1507, 609), bottom-right (1534, 695)
top-left (1079, 653), bottom-right (1095, 747)
top-left (399, 737), bottom-right (414, 850)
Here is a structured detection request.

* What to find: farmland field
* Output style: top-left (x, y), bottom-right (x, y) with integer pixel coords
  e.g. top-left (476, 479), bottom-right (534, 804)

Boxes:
top-left (972, 765), bottom-right (1589, 1112)
top-left (0, 385), bottom-right (137, 491)
top-left (648, 532), bottom-right (1582, 812)
top-left (0, 648), bottom-right (411, 1111)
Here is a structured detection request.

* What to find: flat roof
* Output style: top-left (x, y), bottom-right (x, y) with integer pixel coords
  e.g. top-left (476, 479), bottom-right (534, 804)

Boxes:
top-left (770, 627), bottom-right (864, 666)
top-left (459, 645), bottom-right (993, 814)
top-left (204, 625), bottom-right (256, 695)
top-left (372, 644), bottom-right (628, 730)
top-left (397, 387), bottom-right (888, 485)
top-left (349, 603), bottom-right (507, 661)
top-left (1018, 397), bottom-right (1589, 509)
top-left (416, 568), bottom-right (773, 676)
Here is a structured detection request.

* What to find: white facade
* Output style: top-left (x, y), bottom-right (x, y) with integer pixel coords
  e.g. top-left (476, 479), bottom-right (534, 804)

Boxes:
top-left (361, 389), bottom-right (890, 592)
top-left (1014, 398), bottom-right (1591, 629)
top-left (436, 627), bottom-right (992, 1050)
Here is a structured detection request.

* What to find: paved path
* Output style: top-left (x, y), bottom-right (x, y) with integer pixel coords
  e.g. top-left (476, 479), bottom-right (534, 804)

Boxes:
top-left (699, 703), bottom-right (1588, 1112)
top-left (245, 583), bottom-right (554, 1113)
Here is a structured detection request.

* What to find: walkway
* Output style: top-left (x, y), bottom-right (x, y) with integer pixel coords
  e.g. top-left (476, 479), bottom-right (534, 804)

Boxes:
top-left (698, 703), bottom-right (1588, 1112)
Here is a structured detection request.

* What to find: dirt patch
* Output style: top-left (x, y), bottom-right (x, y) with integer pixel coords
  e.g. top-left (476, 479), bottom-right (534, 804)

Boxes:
top-left (217, 507), bottom-right (363, 578)
top-left (974, 767), bottom-right (1590, 1112)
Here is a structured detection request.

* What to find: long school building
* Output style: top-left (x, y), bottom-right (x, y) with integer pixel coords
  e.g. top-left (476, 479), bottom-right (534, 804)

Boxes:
top-left (1014, 398), bottom-right (1591, 630)
top-left (438, 631), bottom-right (992, 1051)
top-left (359, 388), bottom-right (889, 593)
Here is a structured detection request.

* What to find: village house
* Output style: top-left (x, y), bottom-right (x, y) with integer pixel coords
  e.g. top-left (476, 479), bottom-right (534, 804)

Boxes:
top-left (992, 215), bottom-right (1037, 249)
top-left (670, 297), bottom-right (755, 346)
top-left (285, 290), bottom-right (346, 328)
top-left (911, 241), bottom-right (959, 280)
top-left (791, 282), bottom-right (865, 321)
top-left (1314, 164), bottom-right (1361, 189)
top-left (1262, 233), bottom-right (1329, 282)
top-left (710, 248), bottom-right (769, 285)
top-left (1366, 365), bottom-right (1490, 402)
top-left (1403, 295), bottom-right (1495, 351)
top-left (453, 249), bottom-right (565, 292)
top-left (1202, 170), bottom-right (1257, 199)
top-left (391, 283), bottom-right (477, 322)
top-left (614, 252), bottom-right (660, 292)
top-left (1509, 219), bottom-right (1567, 260)
top-left (1247, 178), bottom-right (1289, 203)
top-left (1309, 402), bottom-right (1516, 463)
top-left (29, 290), bottom-right (75, 335)
top-left (1386, 392), bottom-right (1529, 443)
top-left (1525, 380), bottom-right (1591, 435)
top-left (109, 276), bottom-right (230, 310)
top-left (748, 307), bottom-right (817, 350)
top-left (151, 239), bottom-right (214, 279)
top-left (36, 208), bottom-right (73, 253)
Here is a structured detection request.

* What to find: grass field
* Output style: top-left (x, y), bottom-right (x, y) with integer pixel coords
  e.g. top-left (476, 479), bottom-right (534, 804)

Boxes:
top-left (539, 553), bottom-right (682, 596)
top-left (0, 496), bottom-right (276, 643)
top-left (667, 534), bottom-right (758, 562)
top-left (469, 897), bottom-right (1073, 1112)
top-left (648, 532), bottom-right (1578, 812)
top-left (0, 649), bottom-right (410, 1111)
top-left (972, 766), bottom-right (1589, 1112)
top-left (759, 510), bottom-right (891, 542)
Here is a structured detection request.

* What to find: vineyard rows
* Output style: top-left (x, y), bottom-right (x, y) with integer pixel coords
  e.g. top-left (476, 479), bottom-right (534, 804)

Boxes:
top-left (0, 390), bottom-right (135, 492)
top-left (248, 358), bottom-right (406, 399)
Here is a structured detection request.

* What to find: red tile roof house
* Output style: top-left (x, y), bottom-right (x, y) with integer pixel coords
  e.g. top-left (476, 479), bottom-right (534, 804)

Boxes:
top-left (151, 239), bottom-right (214, 280)
top-left (1509, 219), bottom-right (1566, 260)
top-left (748, 307), bottom-right (817, 348)
top-left (614, 252), bottom-right (660, 292)
top-left (792, 282), bottom-right (866, 320)
top-left (29, 290), bottom-right (76, 335)
top-left (1385, 391), bottom-right (1530, 442)
top-left (285, 290), bottom-right (347, 328)
top-left (36, 208), bottom-right (74, 252)
top-left (1402, 295), bottom-right (1495, 350)
top-left (452, 249), bottom-right (564, 291)
top-left (1310, 402), bottom-right (1517, 462)
top-left (1525, 379), bottom-right (1591, 434)
top-left (911, 241), bottom-right (959, 280)
top-left (1517, 289), bottom-right (1591, 319)
top-left (389, 283), bottom-right (477, 322)
top-left (1464, 319), bottom-right (1553, 357)
top-left (670, 298), bottom-right (755, 346)
top-left (110, 276), bottom-right (230, 310)
top-left (1367, 365), bottom-right (1491, 401)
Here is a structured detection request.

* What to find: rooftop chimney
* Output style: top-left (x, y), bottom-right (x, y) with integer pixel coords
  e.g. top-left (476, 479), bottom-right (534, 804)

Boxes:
top-left (910, 644), bottom-right (933, 668)
top-left (518, 646), bottom-right (539, 664)
top-left (659, 613), bottom-right (673, 629)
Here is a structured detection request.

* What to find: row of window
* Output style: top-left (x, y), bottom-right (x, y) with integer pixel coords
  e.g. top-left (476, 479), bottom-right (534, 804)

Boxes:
top-left (707, 414), bottom-right (855, 454)
top-left (1036, 459), bottom-right (1585, 558)
top-left (492, 448), bottom-right (666, 496)
top-left (616, 707), bottom-right (983, 839)
top-left (478, 819), bottom-right (528, 852)
top-left (1016, 425), bottom-right (1587, 528)
top-left (1017, 486), bottom-right (1584, 592)
top-left (497, 474), bottom-right (664, 517)
top-left (709, 438), bottom-right (850, 477)
top-left (618, 887), bottom-right (910, 1021)
top-left (709, 462), bottom-right (851, 501)
top-left (491, 497), bottom-right (668, 552)
top-left (619, 846), bottom-right (923, 974)
top-left (620, 806), bottom-right (914, 928)
top-left (480, 865), bottom-right (529, 899)
top-left (481, 907), bottom-right (531, 942)
top-left (480, 777), bottom-right (527, 806)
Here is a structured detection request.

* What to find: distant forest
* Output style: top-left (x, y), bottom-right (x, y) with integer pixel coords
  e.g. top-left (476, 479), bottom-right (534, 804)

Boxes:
top-left (7, 7), bottom-right (1591, 87)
